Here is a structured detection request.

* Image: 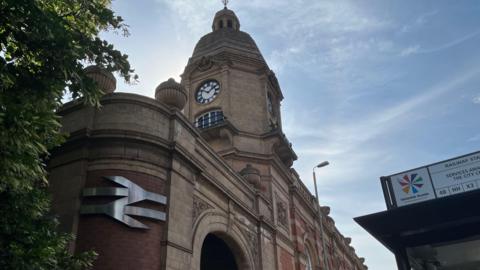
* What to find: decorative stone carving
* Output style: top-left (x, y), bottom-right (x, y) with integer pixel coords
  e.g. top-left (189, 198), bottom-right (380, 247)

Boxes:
top-left (197, 56), bottom-right (214, 71)
top-left (239, 225), bottom-right (259, 266)
top-left (193, 196), bottom-right (213, 225)
top-left (274, 193), bottom-right (289, 231)
top-left (155, 78), bottom-right (187, 110)
top-left (269, 117), bottom-right (279, 131)
top-left (327, 216), bottom-right (335, 225)
top-left (277, 201), bottom-right (288, 229)
top-left (239, 164), bottom-right (261, 190)
top-left (190, 54), bottom-right (232, 74)
top-left (321, 206), bottom-right (330, 216)
top-left (267, 69), bottom-right (280, 89)
top-left (83, 65), bottom-right (116, 94)
top-left (272, 134), bottom-right (296, 168)
top-left (345, 237), bottom-right (352, 245)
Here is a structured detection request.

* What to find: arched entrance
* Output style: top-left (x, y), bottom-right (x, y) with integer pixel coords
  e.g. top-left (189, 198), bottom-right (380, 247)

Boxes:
top-left (200, 233), bottom-right (238, 270)
top-left (191, 212), bottom-right (254, 270)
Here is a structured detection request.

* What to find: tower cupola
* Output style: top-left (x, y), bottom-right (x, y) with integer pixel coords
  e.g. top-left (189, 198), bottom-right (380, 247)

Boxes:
top-left (182, 4), bottom-right (295, 168)
top-left (212, 7), bottom-right (240, 31)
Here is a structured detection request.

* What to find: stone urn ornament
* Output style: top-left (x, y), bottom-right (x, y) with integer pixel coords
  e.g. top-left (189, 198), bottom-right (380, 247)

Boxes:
top-left (239, 164), bottom-right (261, 190)
top-left (83, 65), bottom-right (116, 94)
top-left (155, 78), bottom-right (187, 110)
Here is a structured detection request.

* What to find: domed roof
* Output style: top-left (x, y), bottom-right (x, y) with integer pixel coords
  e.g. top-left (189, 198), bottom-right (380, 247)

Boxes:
top-left (189, 7), bottom-right (266, 64)
top-left (191, 29), bottom-right (264, 61)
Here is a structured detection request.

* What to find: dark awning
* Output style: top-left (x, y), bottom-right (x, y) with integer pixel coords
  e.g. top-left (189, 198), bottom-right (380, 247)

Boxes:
top-left (354, 189), bottom-right (480, 252)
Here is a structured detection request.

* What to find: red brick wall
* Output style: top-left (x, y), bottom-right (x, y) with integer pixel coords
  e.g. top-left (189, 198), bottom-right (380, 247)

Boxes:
top-left (76, 170), bottom-right (166, 270)
top-left (280, 246), bottom-right (294, 270)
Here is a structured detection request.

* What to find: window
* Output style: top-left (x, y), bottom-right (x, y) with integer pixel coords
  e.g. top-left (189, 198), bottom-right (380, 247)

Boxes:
top-left (195, 110), bottom-right (224, 129)
top-left (227, 20), bottom-right (233, 28)
top-left (219, 20), bottom-right (224, 29)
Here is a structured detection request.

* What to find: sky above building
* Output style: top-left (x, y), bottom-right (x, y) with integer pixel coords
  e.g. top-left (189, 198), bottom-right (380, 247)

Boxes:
top-left (102, 1), bottom-right (480, 269)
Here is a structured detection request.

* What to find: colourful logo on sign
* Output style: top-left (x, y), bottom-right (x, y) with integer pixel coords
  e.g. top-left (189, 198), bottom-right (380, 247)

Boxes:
top-left (398, 174), bottom-right (424, 194)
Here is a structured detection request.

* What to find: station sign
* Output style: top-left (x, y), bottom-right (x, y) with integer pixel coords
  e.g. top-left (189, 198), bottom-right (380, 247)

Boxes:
top-left (381, 151), bottom-right (480, 209)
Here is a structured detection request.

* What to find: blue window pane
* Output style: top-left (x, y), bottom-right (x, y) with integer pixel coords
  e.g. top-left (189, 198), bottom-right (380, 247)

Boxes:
top-left (195, 110), bottom-right (224, 129)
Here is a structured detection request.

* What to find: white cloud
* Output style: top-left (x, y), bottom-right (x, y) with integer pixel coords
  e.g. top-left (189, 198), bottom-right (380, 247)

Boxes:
top-left (287, 68), bottom-right (479, 144)
top-left (397, 30), bottom-right (479, 57)
top-left (400, 10), bottom-right (438, 33)
top-left (153, 0), bottom-right (397, 100)
top-left (105, 2), bottom-right (479, 270)
top-left (287, 69), bottom-right (479, 269)
top-left (158, 0), bottom-right (383, 81)
top-left (400, 45), bottom-right (420, 56)
top-left (410, 30), bottom-right (480, 55)
top-left (473, 94), bottom-right (480, 104)
top-left (416, 10), bottom-right (439, 25)
top-left (287, 68), bottom-right (480, 203)
top-left (278, 2), bottom-right (390, 34)
top-left (155, 0), bottom-right (215, 36)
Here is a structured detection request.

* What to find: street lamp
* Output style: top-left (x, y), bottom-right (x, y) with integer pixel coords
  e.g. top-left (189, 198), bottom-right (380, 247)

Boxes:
top-left (313, 161), bottom-right (330, 270)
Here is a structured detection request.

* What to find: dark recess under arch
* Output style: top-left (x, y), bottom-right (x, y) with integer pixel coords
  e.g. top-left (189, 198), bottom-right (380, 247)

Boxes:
top-left (201, 234), bottom-right (238, 270)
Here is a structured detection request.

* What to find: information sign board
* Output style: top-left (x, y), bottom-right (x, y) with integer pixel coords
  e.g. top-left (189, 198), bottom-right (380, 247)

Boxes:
top-left (383, 151), bottom-right (480, 208)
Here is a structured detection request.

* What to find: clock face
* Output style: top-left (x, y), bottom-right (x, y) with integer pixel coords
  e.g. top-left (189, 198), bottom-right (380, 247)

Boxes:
top-left (195, 80), bottom-right (220, 104)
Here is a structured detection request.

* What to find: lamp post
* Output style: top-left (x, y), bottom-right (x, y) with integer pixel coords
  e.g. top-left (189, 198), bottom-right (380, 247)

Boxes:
top-left (313, 161), bottom-right (329, 270)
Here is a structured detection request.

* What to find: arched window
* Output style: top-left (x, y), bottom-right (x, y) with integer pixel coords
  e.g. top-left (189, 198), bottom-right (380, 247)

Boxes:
top-left (306, 249), bottom-right (313, 270)
top-left (195, 110), bottom-right (224, 129)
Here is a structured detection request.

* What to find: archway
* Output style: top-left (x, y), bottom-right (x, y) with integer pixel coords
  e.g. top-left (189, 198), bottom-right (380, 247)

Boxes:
top-left (191, 212), bottom-right (254, 270)
top-left (201, 233), bottom-right (238, 270)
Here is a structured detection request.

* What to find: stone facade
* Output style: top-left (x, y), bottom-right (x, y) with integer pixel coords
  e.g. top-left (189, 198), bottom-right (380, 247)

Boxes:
top-left (48, 7), bottom-right (367, 270)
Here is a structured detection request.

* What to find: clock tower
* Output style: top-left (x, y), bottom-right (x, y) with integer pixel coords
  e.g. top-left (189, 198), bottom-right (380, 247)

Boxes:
top-left (47, 5), bottom-right (368, 270)
top-left (181, 7), bottom-right (296, 191)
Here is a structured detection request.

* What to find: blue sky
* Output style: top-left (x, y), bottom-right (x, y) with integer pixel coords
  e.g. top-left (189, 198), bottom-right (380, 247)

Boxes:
top-left (103, 1), bottom-right (480, 269)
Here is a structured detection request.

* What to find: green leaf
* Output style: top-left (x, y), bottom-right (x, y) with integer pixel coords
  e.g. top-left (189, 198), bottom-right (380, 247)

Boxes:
top-left (0, 0), bottom-right (134, 269)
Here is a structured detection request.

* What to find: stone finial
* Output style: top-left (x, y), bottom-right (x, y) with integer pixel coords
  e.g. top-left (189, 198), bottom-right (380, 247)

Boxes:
top-left (84, 65), bottom-right (116, 94)
top-left (155, 78), bottom-right (187, 110)
top-left (345, 237), bottom-right (352, 244)
top-left (239, 164), bottom-right (261, 189)
top-left (321, 206), bottom-right (330, 215)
